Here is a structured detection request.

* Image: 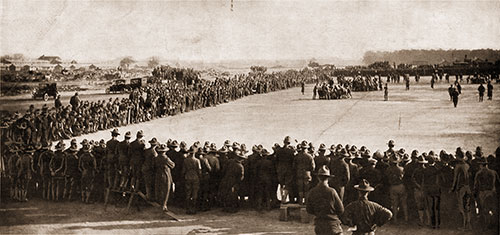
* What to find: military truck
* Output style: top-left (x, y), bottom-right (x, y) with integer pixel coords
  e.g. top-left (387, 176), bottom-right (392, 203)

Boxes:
top-left (32, 82), bottom-right (58, 101)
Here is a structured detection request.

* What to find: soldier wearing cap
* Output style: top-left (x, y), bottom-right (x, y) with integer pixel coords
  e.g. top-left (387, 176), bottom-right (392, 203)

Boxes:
top-left (384, 154), bottom-right (408, 223)
top-left (473, 158), bottom-right (499, 229)
top-left (79, 140), bottom-right (97, 203)
top-left (450, 151), bottom-right (472, 230)
top-left (168, 140), bottom-right (185, 207)
top-left (358, 156), bottom-right (383, 204)
top-left (294, 141), bottom-right (315, 205)
top-left (306, 165), bottom-right (344, 235)
top-left (154, 144), bottom-right (175, 212)
top-left (38, 141), bottom-right (54, 200)
top-left (117, 131), bottom-right (131, 191)
top-left (182, 146), bottom-right (201, 214)
top-left (411, 155), bottom-right (429, 226)
top-left (105, 129), bottom-right (120, 189)
top-left (345, 149), bottom-right (360, 205)
top-left (255, 148), bottom-right (274, 210)
top-left (342, 179), bottom-right (393, 235)
top-left (328, 148), bottom-right (350, 202)
top-left (276, 136), bottom-right (295, 204)
top-left (205, 143), bottom-right (221, 209)
top-left (142, 137), bottom-right (158, 200)
top-left (63, 143), bottom-right (79, 200)
top-left (220, 149), bottom-right (246, 213)
top-left (129, 130), bottom-right (146, 191)
top-left (17, 145), bottom-right (35, 201)
top-left (313, 144), bottom-right (330, 186)
top-left (50, 140), bottom-right (66, 201)
top-left (197, 146), bottom-right (212, 211)
top-left (245, 145), bottom-right (262, 207)
top-left (6, 142), bottom-right (21, 200)
top-left (422, 153), bottom-right (444, 229)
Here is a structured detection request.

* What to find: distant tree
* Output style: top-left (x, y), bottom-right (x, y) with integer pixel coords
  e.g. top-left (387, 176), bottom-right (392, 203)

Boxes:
top-left (120, 57), bottom-right (135, 69)
top-left (308, 60), bottom-right (321, 68)
top-left (148, 56), bottom-right (160, 68)
top-left (250, 65), bottom-right (267, 74)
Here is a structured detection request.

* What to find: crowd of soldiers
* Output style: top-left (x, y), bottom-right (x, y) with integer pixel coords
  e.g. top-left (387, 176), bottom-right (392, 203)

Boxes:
top-left (0, 69), bottom-right (312, 148)
top-left (2, 130), bottom-right (499, 231)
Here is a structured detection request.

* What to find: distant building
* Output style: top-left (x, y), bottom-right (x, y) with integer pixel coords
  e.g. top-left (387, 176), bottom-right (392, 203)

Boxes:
top-left (53, 64), bottom-right (63, 73)
top-left (38, 55), bottom-right (62, 64)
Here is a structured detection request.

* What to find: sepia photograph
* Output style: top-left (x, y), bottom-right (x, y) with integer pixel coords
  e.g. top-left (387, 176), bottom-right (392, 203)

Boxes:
top-left (0, 0), bottom-right (499, 234)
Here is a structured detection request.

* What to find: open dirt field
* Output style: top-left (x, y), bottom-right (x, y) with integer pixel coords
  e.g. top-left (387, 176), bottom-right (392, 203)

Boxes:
top-left (1, 79), bottom-right (499, 234)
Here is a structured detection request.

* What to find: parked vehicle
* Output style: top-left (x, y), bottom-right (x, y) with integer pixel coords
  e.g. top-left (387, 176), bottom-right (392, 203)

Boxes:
top-left (33, 82), bottom-right (58, 101)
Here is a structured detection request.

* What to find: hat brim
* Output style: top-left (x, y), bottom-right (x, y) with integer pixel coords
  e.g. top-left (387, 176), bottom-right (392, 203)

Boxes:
top-left (354, 185), bottom-right (375, 191)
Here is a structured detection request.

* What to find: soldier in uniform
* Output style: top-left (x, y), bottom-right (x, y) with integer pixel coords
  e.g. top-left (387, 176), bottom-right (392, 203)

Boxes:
top-left (38, 141), bottom-right (54, 200)
top-left (117, 131), bottom-right (131, 191)
top-left (450, 150), bottom-right (473, 230)
top-left (197, 146), bottom-right (212, 211)
top-left (129, 130), bottom-right (146, 191)
top-left (255, 148), bottom-right (274, 210)
top-left (294, 141), bottom-right (315, 205)
top-left (50, 141), bottom-right (66, 201)
top-left (142, 137), bottom-right (158, 200)
top-left (411, 155), bottom-right (428, 226)
top-left (342, 179), bottom-right (393, 235)
top-left (385, 155), bottom-right (408, 223)
top-left (17, 145), bottom-right (35, 201)
top-left (79, 140), bottom-right (97, 203)
top-left (220, 149), bottom-right (246, 213)
top-left (306, 165), bottom-right (344, 235)
top-left (105, 129), bottom-right (120, 189)
top-left (63, 143), bottom-right (79, 200)
top-left (328, 148), bottom-right (350, 202)
top-left (154, 144), bottom-right (175, 212)
top-left (478, 83), bottom-right (485, 102)
top-left (473, 158), bottom-right (499, 229)
top-left (168, 140), bottom-right (185, 207)
top-left (276, 136), bottom-right (295, 204)
top-left (313, 144), bottom-right (330, 187)
top-left (205, 144), bottom-right (221, 209)
top-left (422, 153), bottom-right (444, 229)
top-left (245, 145), bottom-right (262, 208)
top-left (182, 146), bottom-right (201, 214)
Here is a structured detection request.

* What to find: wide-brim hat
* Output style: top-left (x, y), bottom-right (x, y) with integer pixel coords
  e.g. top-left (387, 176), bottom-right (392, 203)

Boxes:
top-left (188, 146), bottom-right (198, 153)
top-left (354, 179), bottom-right (375, 192)
top-left (157, 144), bottom-right (168, 152)
top-left (318, 144), bottom-right (327, 151)
top-left (169, 140), bottom-right (179, 148)
top-left (55, 141), bottom-right (66, 150)
top-left (149, 137), bottom-right (159, 145)
top-left (68, 145), bottom-right (79, 152)
top-left (218, 146), bottom-right (229, 153)
top-left (315, 165), bottom-right (333, 177)
top-left (417, 155), bottom-right (428, 163)
top-left (338, 149), bottom-right (350, 158)
top-left (111, 128), bottom-right (120, 136)
top-left (125, 131), bottom-right (132, 138)
top-left (236, 150), bottom-right (247, 159)
top-left (261, 149), bottom-right (272, 156)
top-left (136, 130), bottom-right (144, 138)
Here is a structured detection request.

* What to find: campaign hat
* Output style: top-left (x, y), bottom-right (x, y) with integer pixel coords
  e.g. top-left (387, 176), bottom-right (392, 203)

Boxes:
top-left (354, 179), bottom-right (375, 192)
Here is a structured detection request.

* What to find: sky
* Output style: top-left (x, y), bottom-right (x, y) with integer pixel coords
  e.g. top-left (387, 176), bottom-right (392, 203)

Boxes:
top-left (1, 0), bottom-right (499, 62)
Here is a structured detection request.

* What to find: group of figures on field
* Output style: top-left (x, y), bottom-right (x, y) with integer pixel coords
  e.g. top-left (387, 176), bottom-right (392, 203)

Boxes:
top-left (2, 131), bottom-right (499, 233)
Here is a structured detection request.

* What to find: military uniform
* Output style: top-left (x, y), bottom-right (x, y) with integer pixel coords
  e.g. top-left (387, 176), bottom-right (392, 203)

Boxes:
top-left (220, 154), bottom-right (245, 213)
top-left (307, 166), bottom-right (344, 235)
top-left (276, 143), bottom-right (295, 203)
top-left (154, 144), bottom-right (175, 211)
top-left (342, 179), bottom-right (392, 235)
top-left (63, 147), bottom-right (79, 200)
top-left (328, 150), bottom-right (350, 202)
top-left (79, 145), bottom-right (97, 203)
top-left (117, 136), bottom-right (131, 190)
top-left (105, 137), bottom-right (119, 189)
top-left (50, 147), bottom-right (66, 201)
top-left (128, 133), bottom-right (146, 191)
top-left (38, 147), bottom-right (54, 199)
top-left (205, 148), bottom-right (221, 208)
top-left (142, 139), bottom-right (158, 200)
top-left (182, 149), bottom-right (201, 214)
top-left (385, 161), bottom-right (408, 222)
top-left (294, 145), bottom-right (315, 204)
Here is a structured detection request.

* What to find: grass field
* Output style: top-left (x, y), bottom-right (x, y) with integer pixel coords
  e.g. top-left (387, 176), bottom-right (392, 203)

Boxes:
top-left (1, 79), bottom-right (499, 234)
